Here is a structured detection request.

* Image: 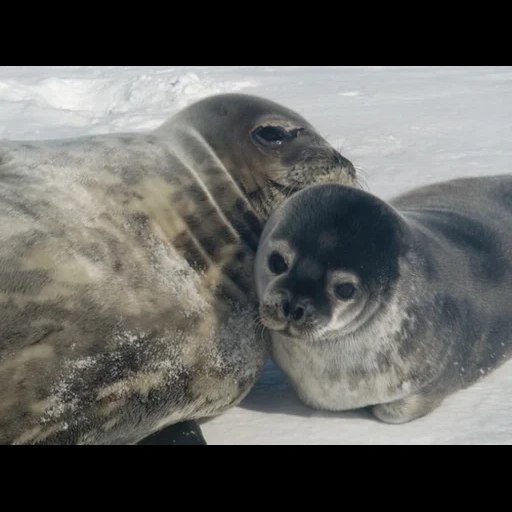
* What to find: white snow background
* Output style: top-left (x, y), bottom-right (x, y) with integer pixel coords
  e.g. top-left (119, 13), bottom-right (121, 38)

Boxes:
top-left (1, 66), bottom-right (510, 444)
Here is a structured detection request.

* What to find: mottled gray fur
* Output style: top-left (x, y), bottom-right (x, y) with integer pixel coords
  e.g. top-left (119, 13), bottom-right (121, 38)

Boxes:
top-left (255, 175), bottom-right (512, 423)
top-left (0, 93), bottom-right (357, 444)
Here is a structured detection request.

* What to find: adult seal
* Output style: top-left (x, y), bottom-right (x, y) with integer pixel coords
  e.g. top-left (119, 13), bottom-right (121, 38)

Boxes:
top-left (0, 93), bottom-right (357, 444)
top-left (255, 176), bottom-right (512, 424)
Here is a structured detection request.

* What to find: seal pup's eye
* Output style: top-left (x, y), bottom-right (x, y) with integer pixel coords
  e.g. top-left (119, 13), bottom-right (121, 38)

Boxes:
top-left (268, 251), bottom-right (288, 275)
top-left (252, 126), bottom-right (293, 146)
top-left (334, 283), bottom-right (356, 301)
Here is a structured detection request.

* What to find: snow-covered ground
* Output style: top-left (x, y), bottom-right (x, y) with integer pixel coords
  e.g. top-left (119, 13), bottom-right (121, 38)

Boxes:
top-left (1, 66), bottom-right (510, 444)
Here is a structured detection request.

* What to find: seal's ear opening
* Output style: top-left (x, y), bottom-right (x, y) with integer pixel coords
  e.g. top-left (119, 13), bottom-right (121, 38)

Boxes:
top-left (252, 126), bottom-right (301, 148)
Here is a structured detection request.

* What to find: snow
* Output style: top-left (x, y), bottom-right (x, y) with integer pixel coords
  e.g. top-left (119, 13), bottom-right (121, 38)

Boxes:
top-left (1, 66), bottom-right (511, 444)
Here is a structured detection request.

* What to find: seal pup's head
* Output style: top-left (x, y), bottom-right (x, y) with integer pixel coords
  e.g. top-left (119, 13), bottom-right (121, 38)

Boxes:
top-left (155, 93), bottom-right (358, 216)
top-left (255, 183), bottom-right (409, 340)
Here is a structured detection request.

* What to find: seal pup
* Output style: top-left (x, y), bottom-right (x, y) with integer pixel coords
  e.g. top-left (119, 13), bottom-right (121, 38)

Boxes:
top-left (0, 92), bottom-right (357, 444)
top-left (255, 176), bottom-right (512, 424)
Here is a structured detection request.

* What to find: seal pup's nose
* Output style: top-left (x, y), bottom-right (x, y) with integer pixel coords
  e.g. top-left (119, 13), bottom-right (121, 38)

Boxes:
top-left (278, 291), bottom-right (314, 326)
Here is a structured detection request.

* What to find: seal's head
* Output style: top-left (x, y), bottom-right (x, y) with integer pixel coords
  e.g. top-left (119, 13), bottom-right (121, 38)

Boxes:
top-left (157, 93), bottom-right (358, 215)
top-left (255, 183), bottom-right (409, 340)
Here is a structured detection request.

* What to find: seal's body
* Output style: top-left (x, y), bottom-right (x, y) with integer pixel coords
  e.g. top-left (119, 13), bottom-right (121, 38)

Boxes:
top-left (255, 176), bottom-right (512, 424)
top-left (0, 93), bottom-right (357, 444)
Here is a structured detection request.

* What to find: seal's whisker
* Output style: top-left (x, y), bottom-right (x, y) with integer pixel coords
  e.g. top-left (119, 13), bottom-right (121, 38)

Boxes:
top-left (353, 165), bottom-right (370, 191)
top-left (285, 181), bottom-right (301, 200)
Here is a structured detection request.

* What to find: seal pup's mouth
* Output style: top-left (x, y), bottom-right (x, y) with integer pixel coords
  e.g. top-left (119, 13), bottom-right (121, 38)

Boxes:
top-left (259, 315), bottom-right (319, 341)
top-left (258, 314), bottom-right (288, 333)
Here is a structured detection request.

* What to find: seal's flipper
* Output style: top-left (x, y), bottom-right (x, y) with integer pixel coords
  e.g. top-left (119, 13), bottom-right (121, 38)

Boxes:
top-left (371, 393), bottom-right (445, 424)
top-left (136, 420), bottom-right (207, 445)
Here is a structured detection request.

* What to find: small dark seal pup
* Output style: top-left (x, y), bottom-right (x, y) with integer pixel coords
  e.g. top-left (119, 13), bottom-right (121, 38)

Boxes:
top-left (255, 176), bottom-right (512, 423)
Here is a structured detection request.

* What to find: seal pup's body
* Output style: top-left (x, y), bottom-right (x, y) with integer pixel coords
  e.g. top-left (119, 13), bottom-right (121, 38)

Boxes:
top-left (255, 176), bottom-right (512, 423)
top-left (0, 93), bottom-right (357, 444)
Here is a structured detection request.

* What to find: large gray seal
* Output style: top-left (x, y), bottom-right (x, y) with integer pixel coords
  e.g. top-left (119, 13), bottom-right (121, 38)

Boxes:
top-left (255, 175), bottom-right (512, 424)
top-left (0, 92), bottom-right (357, 444)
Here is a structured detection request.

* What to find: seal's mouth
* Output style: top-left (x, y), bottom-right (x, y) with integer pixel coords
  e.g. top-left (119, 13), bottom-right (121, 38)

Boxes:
top-left (259, 315), bottom-right (317, 341)
top-left (259, 314), bottom-right (288, 332)
top-left (268, 179), bottom-right (302, 195)
top-left (268, 161), bottom-right (359, 198)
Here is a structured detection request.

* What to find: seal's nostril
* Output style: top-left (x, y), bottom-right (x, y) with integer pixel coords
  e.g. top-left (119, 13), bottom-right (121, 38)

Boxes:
top-left (292, 307), bottom-right (304, 321)
top-left (282, 298), bottom-right (290, 318)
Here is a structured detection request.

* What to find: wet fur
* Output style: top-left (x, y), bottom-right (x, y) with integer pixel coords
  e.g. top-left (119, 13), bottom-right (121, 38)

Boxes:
top-left (256, 175), bottom-right (512, 423)
top-left (0, 93), bottom-right (357, 444)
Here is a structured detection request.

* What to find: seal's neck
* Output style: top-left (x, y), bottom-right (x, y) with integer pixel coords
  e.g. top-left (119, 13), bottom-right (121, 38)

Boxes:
top-left (160, 124), bottom-right (276, 241)
top-left (150, 125), bottom-right (267, 272)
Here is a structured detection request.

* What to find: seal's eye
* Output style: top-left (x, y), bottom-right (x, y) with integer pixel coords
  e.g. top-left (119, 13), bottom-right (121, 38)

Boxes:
top-left (334, 283), bottom-right (356, 301)
top-left (253, 126), bottom-right (292, 147)
top-left (268, 252), bottom-right (288, 275)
